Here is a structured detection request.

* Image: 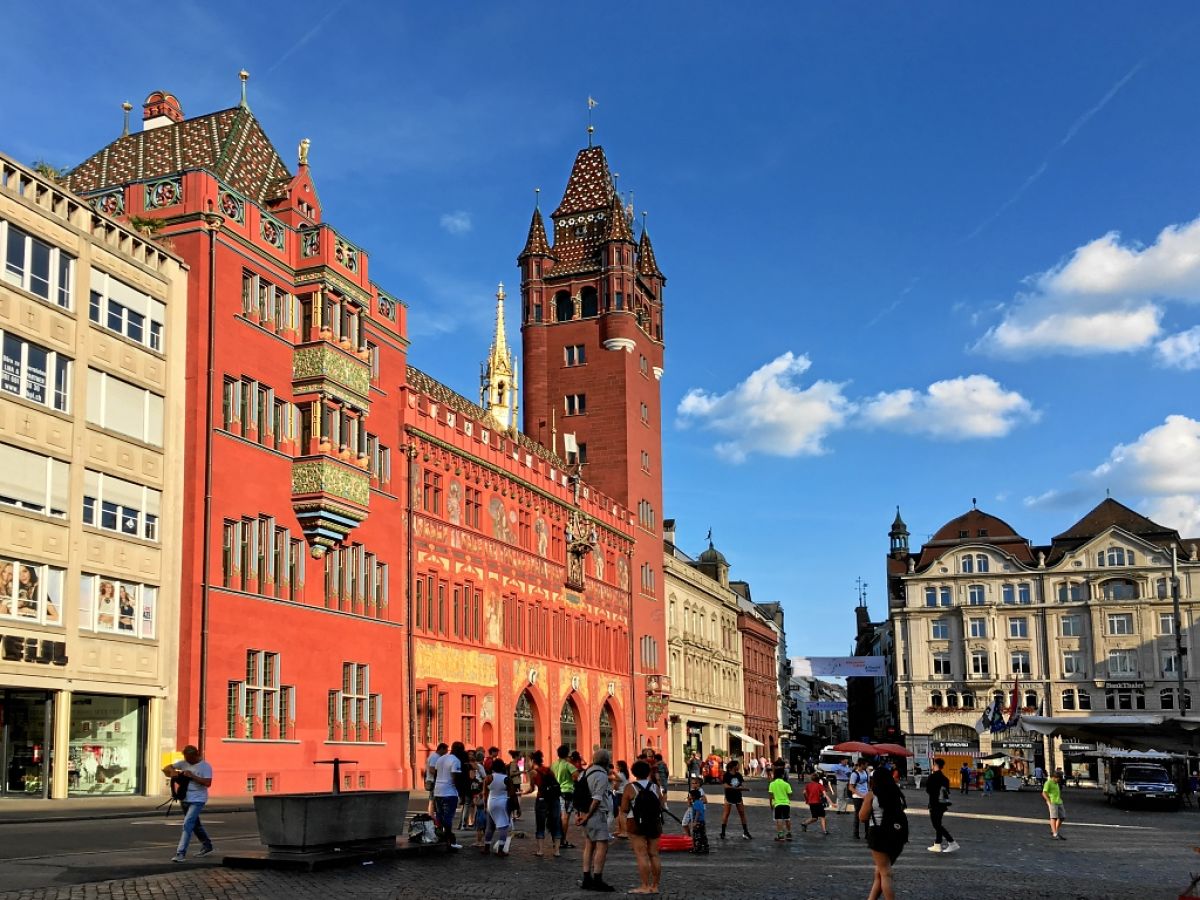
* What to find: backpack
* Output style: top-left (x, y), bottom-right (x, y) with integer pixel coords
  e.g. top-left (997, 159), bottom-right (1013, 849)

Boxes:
top-left (541, 769), bottom-right (562, 804)
top-left (169, 773), bottom-right (191, 801)
top-left (408, 813), bottom-right (438, 844)
top-left (571, 765), bottom-right (602, 813)
top-left (632, 782), bottom-right (662, 837)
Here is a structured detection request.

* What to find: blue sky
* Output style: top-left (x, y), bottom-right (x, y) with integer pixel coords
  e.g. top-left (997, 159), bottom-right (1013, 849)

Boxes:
top-left (6, 3), bottom-right (1200, 657)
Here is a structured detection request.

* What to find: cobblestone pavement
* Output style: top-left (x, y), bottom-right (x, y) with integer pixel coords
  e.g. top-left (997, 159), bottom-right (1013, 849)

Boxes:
top-left (0, 789), bottom-right (1195, 899)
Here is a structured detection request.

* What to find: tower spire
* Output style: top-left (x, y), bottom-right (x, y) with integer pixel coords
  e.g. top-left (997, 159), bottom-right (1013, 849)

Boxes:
top-left (481, 282), bottom-right (518, 431)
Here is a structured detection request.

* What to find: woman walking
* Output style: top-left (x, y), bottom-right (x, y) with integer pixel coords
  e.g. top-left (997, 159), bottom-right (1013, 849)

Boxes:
top-left (528, 750), bottom-right (563, 857)
top-left (719, 759), bottom-right (752, 840)
top-left (483, 758), bottom-right (513, 855)
top-left (859, 766), bottom-right (909, 900)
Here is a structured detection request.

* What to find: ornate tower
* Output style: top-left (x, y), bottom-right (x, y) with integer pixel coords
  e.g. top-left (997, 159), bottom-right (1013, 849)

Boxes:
top-left (518, 142), bottom-right (668, 750)
top-left (480, 282), bottom-right (518, 431)
top-left (889, 507), bottom-right (910, 559)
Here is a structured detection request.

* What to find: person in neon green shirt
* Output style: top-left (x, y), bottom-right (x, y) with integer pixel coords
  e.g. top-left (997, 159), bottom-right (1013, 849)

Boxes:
top-left (768, 768), bottom-right (794, 841)
top-left (1042, 770), bottom-right (1066, 840)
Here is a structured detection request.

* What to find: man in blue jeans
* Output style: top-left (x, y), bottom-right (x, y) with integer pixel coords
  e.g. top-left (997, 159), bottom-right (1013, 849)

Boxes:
top-left (433, 741), bottom-right (466, 849)
top-left (162, 745), bottom-right (214, 862)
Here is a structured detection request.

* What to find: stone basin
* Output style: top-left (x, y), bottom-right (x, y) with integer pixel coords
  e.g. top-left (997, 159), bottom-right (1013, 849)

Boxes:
top-left (253, 790), bottom-right (410, 854)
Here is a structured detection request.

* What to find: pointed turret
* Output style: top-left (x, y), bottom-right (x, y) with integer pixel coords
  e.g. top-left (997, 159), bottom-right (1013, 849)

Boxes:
top-left (638, 228), bottom-right (662, 278)
top-left (519, 207), bottom-right (552, 259)
top-left (889, 506), bottom-right (910, 559)
top-left (605, 190), bottom-right (634, 243)
top-left (481, 283), bottom-right (519, 431)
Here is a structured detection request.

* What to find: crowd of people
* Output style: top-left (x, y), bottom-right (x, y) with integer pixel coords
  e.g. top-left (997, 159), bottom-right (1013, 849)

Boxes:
top-left (419, 742), bottom-right (1073, 900)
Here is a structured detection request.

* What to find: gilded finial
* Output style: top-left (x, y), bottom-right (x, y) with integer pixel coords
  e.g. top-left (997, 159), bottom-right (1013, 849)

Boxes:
top-left (239, 69), bottom-right (250, 107)
top-left (121, 101), bottom-right (132, 137)
top-left (497, 282), bottom-right (505, 300)
top-left (299, 138), bottom-right (311, 167)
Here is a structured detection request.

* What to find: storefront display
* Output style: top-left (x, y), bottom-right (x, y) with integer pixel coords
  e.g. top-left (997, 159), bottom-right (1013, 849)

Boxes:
top-left (68, 694), bottom-right (143, 796)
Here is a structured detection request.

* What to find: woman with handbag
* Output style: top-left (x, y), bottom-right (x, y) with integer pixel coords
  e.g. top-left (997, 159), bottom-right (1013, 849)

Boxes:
top-left (859, 767), bottom-right (909, 900)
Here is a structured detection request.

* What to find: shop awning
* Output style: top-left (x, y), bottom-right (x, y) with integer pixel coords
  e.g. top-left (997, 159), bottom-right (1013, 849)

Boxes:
top-left (1020, 715), bottom-right (1200, 754)
top-left (732, 733), bottom-right (765, 749)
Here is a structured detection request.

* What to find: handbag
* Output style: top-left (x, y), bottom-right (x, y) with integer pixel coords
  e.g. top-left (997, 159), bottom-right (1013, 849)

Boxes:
top-left (938, 785), bottom-right (952, 807)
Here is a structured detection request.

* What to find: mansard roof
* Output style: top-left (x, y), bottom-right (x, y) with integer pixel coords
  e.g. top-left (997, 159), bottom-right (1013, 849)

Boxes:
top-left (65, 105), bottom-right (293, 205)
top-left (1045, 497), bottom-right (1183, 563)
top-left (915, 507), bottom-right (1034, 567)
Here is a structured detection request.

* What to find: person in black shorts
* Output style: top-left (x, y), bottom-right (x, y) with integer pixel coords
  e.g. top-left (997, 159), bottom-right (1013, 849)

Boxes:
top-left (719, 759), bottom-right (752, 840)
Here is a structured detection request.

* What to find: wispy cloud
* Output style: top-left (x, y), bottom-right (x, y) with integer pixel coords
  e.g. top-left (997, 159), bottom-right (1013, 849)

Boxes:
top-left (265, 0), bottom-right (353, 76)
top-left (439, 211), bottom-right (473, 236)
top-left (963, 60), bottom-right (1144, 242)
top-left (1157, 326), bottom-right (1200, 370)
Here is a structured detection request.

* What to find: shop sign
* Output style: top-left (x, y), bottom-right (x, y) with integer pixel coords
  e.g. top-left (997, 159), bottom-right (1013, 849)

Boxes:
top-left (1104, 681), bottom-right (1145, 689)
top-left (1061, 743), bottom-right (1096, 753)
top-left (931, 740), bottom-right (975, 750)
top-left (994, 740), bottom-right (1034, 749)
top-left (1, 634), bottom-right (67, 666)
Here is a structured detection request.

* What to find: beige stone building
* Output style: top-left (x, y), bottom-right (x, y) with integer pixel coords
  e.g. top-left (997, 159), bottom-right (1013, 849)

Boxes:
top-left (664, 522), bottom-right (745, 775)
top-left (0, 154), bottom-right (186, 799)
top-left (888, 500), bottom-right (1199, 784)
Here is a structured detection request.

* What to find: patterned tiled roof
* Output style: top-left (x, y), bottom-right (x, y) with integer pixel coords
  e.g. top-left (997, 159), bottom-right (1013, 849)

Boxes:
top-left (605, 190), bottom-right (633, 242)
top-left (65, 106), bottom-right (293, 205)
top-left (519, 208), bottom-right (552, 258)
top-left (638, 228), bottom-right (662, 278)
top-left (551, 146), bottom-right (614, 218)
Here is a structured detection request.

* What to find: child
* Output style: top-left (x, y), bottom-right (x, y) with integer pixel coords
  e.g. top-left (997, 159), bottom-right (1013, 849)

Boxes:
top-left (769, 767), bottom-right (793, 841)
top-left (681, 775), bottom-right (705, 835)
top-left (689, 786), bottom-right (709, 854)
top-left (800, 771), bottom-right (835, 836)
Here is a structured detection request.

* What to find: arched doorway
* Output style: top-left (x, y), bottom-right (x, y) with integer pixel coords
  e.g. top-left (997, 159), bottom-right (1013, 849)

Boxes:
top-left (598, 704), bottom-right (614, 753)
top-left (930, 723), bottom-right (980, 790)
top-left (560, 698), bottom-right (579, 752)
top-left (515, 691), bottom-right (537, 755)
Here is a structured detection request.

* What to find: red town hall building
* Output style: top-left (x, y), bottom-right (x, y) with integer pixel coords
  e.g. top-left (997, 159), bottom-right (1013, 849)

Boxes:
top-left (64, 87), bottom-right (668, 794)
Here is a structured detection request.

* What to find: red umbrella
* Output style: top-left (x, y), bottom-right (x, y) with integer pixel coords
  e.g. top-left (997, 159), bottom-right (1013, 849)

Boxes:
top-left (833, 741), bottom-right (877, 754)
top-left (872, 743), bottom-right (914, 757)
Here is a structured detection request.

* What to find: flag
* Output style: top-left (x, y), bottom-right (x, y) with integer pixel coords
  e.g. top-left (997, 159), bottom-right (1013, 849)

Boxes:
top-left (975, 695), bottom-right (1000, 734)
top-left (587, 96), bottom-right (598, 109)
top-left (1006, 673), bottom-right (1022, 730)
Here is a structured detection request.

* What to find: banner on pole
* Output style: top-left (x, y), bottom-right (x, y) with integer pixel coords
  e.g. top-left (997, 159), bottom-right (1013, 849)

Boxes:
top-left (805, 701), bottom-right (849, 712)
top-left (792, 656), bottom-right (887, 678)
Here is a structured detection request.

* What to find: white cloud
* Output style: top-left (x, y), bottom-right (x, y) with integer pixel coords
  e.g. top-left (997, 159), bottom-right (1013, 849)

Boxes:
top-left (676, 353), bottom-right (853, 463)
top-left (978, 216), bottom-right (1200, 357)
top-left (439, 211), bottom-right (472, 235)
top-left (1092, 415), bottom-right (1200, 497)
top-left (678, 357), bottom-right (1034, 462)
top-left (860, 375), bottom-right (1039, 439)
top-left (1156, 326), bottom-right (1200, 370)
top-left (1146, 495), bottom-right (1200, 536)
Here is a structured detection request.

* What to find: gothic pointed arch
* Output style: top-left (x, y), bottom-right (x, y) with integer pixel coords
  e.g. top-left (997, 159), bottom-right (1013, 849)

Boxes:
top-left (514, 689), bottom-right (540, 755)
top-left (560, 695), bottom-right (581, 751)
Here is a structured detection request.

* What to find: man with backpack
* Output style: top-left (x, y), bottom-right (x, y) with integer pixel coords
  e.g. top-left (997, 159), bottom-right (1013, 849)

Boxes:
top-left (574, 748), bottom-right (616, 892)
top-left (620, 757), bottom-right (664, 895)
top-left (552, 744), bottom-right (578, 849)
top-left (849, 761), bottom-right (870, 839)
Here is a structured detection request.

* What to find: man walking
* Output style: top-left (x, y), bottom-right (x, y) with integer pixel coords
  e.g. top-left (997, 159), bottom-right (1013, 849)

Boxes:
top-left (848, 761), bottom-right (870, 839)
top-left (958, 762), bottom-right (971, 795)
top-left (552, 744), bottom-right (578, 849)
top-left (1043, 769), bottom-right (1067, 840)
top-left (577, 748), bottom-right (616, 892)
top-left (925, 758), bottom-right (959, 853)
top-left (163, 746), bottom-right (213, 862)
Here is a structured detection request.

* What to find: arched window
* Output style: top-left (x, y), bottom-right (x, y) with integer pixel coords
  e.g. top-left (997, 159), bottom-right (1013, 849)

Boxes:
top-left (1078, 690), bottom-right (1092, 710)
top-left (1161, 688), bottom-right (1175, 710)
top-left (961, 693), bottom-right (976, 709)
top-left (599, 703), bottom-right (614, 751)
top-left (1105, 547), bottom-right (1127, 567)
top-left (976, 554), bottom-right (989, 573)
top-left (1061, 689), bottom-right (1076, 710)
top-left (946, 691), bottom-right (959, 708)
top-left (514, 690), bottom-right (537, 754)
top-left (961, 555), bottom-right (974, 574)
top-left (930, 691), bottom-right (943, 708)
top-left (554, 291), bottom-right (573, 323)
top-left (560, 698), bottom-right (579, 751)
top-left (1024, 690), bottom-right (1038, 709)
top-left (580, 287), bottom-right (598, 318)
top-left (968, 585), bottom-right (986, 605)
top-left (1101, 579), bottom-right (1137, 601)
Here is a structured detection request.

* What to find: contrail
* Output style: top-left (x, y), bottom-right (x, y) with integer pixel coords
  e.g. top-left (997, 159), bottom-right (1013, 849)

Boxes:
top-left (265, 0), bottom-right (352, 76)
top-left (963, 59), bottom-right (1145, 243)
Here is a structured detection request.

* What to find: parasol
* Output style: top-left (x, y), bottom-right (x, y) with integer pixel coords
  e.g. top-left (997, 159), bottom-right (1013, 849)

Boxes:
top-left (833, 741), bottom-right (877, 754)
top-left (872, 743), bottom-right (914, 757)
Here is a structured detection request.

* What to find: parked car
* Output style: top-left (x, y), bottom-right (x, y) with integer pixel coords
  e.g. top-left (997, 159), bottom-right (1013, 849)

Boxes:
top-left (1101, 758), bottom-right (1181, 809)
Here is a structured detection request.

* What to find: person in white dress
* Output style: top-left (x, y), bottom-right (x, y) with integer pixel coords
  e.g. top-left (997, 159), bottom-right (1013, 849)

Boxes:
top-left (483, 758), bottom-right (513, 855)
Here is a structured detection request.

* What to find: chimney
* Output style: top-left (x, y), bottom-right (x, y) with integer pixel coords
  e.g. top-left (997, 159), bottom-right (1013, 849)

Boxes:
top-left (662, 518), bottom-right (676, 546)
top-left (142, 91), bottom-right (184, 130)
